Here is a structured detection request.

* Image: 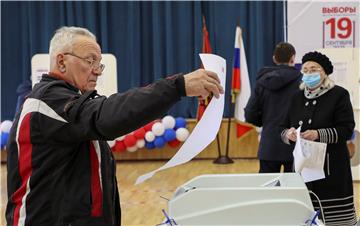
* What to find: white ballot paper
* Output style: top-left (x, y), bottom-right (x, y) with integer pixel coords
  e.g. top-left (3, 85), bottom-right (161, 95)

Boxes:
top-left (293, 127), bottom-right (327, 183)
top-left (135, 54), bottom-right (226, 185)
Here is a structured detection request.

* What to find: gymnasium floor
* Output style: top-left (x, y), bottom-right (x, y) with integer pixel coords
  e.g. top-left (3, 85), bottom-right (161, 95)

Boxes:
top-left (1, 159), bottom-right (359, 225)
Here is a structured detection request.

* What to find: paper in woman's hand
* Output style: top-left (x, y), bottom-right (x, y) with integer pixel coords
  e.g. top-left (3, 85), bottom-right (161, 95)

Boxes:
top-left (293, 127), bottom-right (327, 182)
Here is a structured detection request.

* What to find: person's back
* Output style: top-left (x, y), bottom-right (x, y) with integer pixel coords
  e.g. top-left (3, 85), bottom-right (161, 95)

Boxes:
top-left (245, 42), bottom-right (301, 173)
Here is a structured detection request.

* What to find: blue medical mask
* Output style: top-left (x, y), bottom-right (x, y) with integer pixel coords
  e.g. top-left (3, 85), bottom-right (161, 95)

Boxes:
top-left (302, 73), bottom-right (321, 88)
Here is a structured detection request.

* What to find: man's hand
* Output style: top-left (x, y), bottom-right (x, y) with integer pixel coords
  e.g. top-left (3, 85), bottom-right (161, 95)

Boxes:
top-left (301, 130), bottom-right (319, 141)
top-left (184, 69), bottom-right (224, 99)
top-left (286, 127), bottom-right (297, 142)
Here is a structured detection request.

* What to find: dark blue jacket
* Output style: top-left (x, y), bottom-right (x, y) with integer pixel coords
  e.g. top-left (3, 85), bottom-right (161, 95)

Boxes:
top-left (245, 65), bottom-right (301, 161)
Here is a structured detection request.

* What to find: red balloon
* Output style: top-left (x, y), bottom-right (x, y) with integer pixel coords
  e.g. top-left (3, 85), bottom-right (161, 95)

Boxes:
top-left (144, 121), bottom-right (155, 132)
top-left (113, 140), bottom-right (126, 152)
top-left (123, 134), bottom-right (137, 147)
top-left (168, 139), bottom-right (180, 148)
top-left (134, 128), bottom-right (146, 139)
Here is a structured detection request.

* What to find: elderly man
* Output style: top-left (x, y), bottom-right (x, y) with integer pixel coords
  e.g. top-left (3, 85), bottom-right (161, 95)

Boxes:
top-left (6, 26), bottom-right (223, 226)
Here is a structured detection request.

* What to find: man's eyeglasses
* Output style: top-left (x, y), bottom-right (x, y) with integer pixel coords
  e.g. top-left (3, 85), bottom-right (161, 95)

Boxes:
top-left (63, 52), bottom-right (105, 73)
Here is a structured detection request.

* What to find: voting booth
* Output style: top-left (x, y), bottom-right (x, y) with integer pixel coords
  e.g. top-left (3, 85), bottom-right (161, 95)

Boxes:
top-left (31, 53), bottom-right (118, 97)
top-left (167, 173), bottom-right (323, 225)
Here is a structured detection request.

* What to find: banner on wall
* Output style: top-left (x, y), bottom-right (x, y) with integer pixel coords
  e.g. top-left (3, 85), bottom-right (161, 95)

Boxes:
top-left (288, 1), bottom-right (359, 63)
top-left (31, 54), bottom-right (118, 97)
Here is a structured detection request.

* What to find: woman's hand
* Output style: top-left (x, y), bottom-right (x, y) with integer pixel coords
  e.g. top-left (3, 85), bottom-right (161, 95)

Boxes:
top-left (301, 130), bottom-right (319, 141)
top-left (286, 127), bottom-right (297, 142)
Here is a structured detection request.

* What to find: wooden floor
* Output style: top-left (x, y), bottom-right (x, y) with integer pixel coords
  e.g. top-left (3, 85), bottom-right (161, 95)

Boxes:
top-left (1, 159), bottom-right (359, 225)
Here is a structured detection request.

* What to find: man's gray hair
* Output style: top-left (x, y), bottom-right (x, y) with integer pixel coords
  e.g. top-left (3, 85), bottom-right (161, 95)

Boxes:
top-left (49, 26), bottom-right (96, 58)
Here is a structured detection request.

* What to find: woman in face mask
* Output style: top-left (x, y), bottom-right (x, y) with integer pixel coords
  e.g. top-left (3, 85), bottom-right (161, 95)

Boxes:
top-left (280, 51), bottom-right (357, 225)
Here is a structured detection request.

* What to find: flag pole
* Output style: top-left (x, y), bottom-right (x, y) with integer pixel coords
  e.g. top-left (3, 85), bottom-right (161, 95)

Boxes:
top-left (216, 78), bottom-right (235, 164)
top-left (224, 20), bottom-right (241, 161)
top-left (217, 21), bottom-right (242, 164)
top-left (224, 94), bottom-right (234, 160)
top-left (214, 24), bottom-right (243, 165)
top-left (199, 15), bottom-right (224, 163)
top-left (213, 97), bottom-right (234, 164)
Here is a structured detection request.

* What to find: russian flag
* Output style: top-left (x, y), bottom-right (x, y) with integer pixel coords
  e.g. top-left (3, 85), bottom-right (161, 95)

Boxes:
top-left (232, 26), bottom-right (252, 138)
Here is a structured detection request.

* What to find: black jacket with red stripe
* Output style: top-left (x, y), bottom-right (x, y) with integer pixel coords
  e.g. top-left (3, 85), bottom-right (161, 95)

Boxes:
top-left (6, 74), bottom-right (186, 226)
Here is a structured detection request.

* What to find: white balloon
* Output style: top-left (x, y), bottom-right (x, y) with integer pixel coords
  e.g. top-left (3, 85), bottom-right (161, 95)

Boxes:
top-left (145, 131), bottom-right (155, 142)
top-left (116, 136), bottom-right (125, 141)
top-left (162, 115), bottom-right (175, 129)
top-left (127, 145), bottom-right (138, 152)
top-left (176, 128), bottom-right (189, 142)
top-left (152, 122), bottom-right (165, 136)
top-left (1, 120), bottom-right (13, 133)
top-left (136, 139), bottom-right (145, 148)
top-left (107, 140), bottom-right (116, 148)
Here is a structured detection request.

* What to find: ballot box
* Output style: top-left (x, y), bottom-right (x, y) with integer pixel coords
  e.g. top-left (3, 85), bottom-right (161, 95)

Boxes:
top-left (167, 173), bottom-right (324, 225)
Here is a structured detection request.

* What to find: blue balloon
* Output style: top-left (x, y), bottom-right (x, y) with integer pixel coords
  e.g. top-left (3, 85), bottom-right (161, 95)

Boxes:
top-left (163, 129), bottom-right (176, 142)
top-left (154, 136), bottom-right (166, 148)
top-left (175, 117), bottom-right (186, 129)
top-left (145, 141), bottom-right (155, 150)
top-left (1, 132), bottom-right (9, 150)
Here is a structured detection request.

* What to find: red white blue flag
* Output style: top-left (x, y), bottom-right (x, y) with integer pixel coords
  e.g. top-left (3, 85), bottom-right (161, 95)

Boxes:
top-left (232, 26), bottom-right (252, 138)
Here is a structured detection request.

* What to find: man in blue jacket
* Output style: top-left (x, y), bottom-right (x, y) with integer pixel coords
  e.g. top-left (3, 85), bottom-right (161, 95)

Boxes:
top-left (244, 42), bottom-right (301, 173)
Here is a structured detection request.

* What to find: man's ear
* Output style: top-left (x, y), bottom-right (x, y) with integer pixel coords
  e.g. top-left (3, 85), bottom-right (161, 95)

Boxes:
top-left (273, 55), bottom-right (278, 65)
top-left (56, 54), bottom-right (66, 73)
top-left (289, 55), bottom-right (295, 65)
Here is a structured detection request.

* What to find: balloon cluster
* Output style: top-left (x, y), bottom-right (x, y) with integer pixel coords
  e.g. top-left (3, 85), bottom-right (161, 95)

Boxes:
top-left (108, 116), bottom-right (189, 153)
top-left (1, 120), bottom-right (13, 150)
